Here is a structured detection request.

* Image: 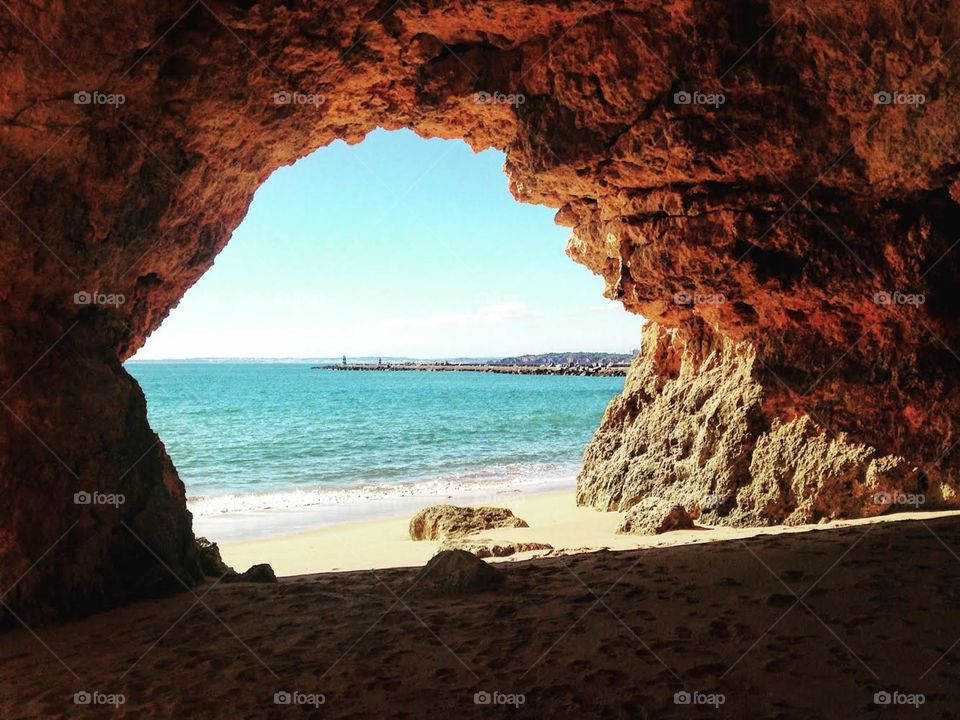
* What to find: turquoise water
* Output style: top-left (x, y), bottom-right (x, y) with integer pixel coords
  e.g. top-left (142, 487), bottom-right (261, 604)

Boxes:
top-left (126, 363), bottom-right (623, 540)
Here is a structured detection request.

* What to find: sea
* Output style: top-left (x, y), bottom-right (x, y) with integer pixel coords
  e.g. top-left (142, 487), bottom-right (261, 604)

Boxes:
top-left (125, 362), bottom-right (624, 542)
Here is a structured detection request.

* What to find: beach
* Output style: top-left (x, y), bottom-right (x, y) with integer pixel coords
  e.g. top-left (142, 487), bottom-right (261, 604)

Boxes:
top-left (218, 490), bottom-right (626, 574)
top-left (127, 363), bottom-right (627, 542)
top-left (5, 507), bottom-right (960, 719)
top-left (219, 489), bottom-right (960, 575)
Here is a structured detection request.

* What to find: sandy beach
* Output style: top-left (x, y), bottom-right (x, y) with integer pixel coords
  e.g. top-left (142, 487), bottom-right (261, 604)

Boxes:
top-left (220, 489), bottom-right (960, 577)
top-left (5, 507), bottom-right (960, 719)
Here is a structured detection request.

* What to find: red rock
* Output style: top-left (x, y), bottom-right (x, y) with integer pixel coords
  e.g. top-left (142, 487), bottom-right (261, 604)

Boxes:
top-left (1, 0), bottom-right (958, 620)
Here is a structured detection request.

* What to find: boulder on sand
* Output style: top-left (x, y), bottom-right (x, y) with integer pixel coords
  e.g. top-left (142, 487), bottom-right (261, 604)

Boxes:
top-left (618, 502), bottom-right (696, 535)
top-left (195, 537), bottom-right (235, 577)
top-left (196, 537), bottom-right (277, 583)
top-left (439, 538), bottom-right (553, 559)
top-left (235, 563), bottom-right (278, 583)
top-left (410, 549), bottom-right (504, 596)
top-left (408, 504), bottom-right (528, 540)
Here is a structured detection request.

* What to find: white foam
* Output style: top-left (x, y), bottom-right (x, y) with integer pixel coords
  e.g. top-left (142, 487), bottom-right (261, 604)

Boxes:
top-left (187, 462), bottom-right (579, 542)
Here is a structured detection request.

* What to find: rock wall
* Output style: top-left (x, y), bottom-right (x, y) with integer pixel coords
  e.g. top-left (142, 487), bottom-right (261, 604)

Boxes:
top-left (1, 0), bottom-right (959, 618)
top-left (576, 322), bottom-right (935, 532)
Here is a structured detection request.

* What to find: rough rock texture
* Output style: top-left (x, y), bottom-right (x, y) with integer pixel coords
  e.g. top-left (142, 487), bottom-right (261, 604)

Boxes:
top-left (227, 563), bottom-right (278, 584)
top-left (438, 538), bottom-right (553, 558)
top-left (197, 537), bottom-right (279, 583)
top-left (578, 322), bottom-right (928, 530)
top-left (409, 505), bottom-right (528, 541)
top-left (618, 501), bottom-right (696, 535)
top-left (195, 537), bottom-right (234, 578)
top-left (410, 549), bottom-right (504, 596)
top-left (2, 0), bottom-right (960, 618)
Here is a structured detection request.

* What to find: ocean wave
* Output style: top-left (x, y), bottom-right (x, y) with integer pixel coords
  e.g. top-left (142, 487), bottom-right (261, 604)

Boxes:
top-left (187, 462), bottom-right (579, 518)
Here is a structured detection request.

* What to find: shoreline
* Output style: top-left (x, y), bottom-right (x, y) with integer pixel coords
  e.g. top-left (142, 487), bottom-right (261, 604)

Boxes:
top-left (191, 472), bottom-right (579, 543)
top-left (218, 489), bottom-right (960, 577)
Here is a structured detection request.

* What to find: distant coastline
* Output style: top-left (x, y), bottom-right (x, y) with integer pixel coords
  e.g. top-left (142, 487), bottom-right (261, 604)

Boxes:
top-left (313, 362), bottom-right (627, 376)
top-left (310, 350), bottom-right (636, 377)
top-left (127, 350), bottom-right (638, 366)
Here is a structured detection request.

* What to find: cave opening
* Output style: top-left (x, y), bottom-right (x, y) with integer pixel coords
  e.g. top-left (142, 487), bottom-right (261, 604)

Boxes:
top-left (124, 128), bottom-right (643, 568)
top-left (4, 2), bottom-right (960, 715)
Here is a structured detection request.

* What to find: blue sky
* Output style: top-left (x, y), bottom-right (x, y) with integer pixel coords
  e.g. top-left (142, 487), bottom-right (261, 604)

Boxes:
top-left (132, 129), bottom-right (643, 360)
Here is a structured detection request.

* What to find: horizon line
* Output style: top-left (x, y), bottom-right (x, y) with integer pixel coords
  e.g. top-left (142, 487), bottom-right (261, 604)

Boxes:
top-left (126, 349), bottom-right (640, 363)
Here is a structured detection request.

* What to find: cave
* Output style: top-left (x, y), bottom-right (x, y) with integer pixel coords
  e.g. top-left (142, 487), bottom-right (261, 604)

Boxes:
top-left (2, 0), bottom-right (960, 704)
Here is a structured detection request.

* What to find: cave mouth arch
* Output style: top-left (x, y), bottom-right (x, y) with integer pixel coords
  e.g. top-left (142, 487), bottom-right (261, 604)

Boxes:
top-left (125, 127), bottom-right (641, 552)
top-left (2, 0), bottom-right (958, 624)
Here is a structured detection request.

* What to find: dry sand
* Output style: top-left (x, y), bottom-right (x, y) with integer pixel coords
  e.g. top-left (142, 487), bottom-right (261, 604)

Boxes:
top-left (220, 490), bottom-right (960, 577)
top-left (220, 490), bottom-right (633, 574)
top-left (4, 498), bottom-right (960, 719)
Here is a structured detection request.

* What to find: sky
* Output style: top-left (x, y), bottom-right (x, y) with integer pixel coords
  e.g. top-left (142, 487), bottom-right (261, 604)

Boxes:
top-left (132, 129), bottom-right (643, 360)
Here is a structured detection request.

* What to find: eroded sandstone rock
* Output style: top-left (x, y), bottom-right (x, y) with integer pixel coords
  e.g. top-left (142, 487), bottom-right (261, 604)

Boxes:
top-left (618, 501), bottom-right (696, 535)
top-left (578, 322), bottom-right (934, 531)
top-left (2, 0), bottom-right (960, 619)
top-left (227, 563), bottom-right (278, 584)
top-left (409, 505), bottom-right (529, 541)
top-left (438, 538), bottom-right (553, 558)
top-left (411, 549), bottom-right (504, 596)
top-left (196, 537), bottom-right (234, 578)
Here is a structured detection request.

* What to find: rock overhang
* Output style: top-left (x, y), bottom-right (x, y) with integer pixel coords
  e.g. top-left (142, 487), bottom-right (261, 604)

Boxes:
top-left (0, 0), bottom-right (958, 620)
